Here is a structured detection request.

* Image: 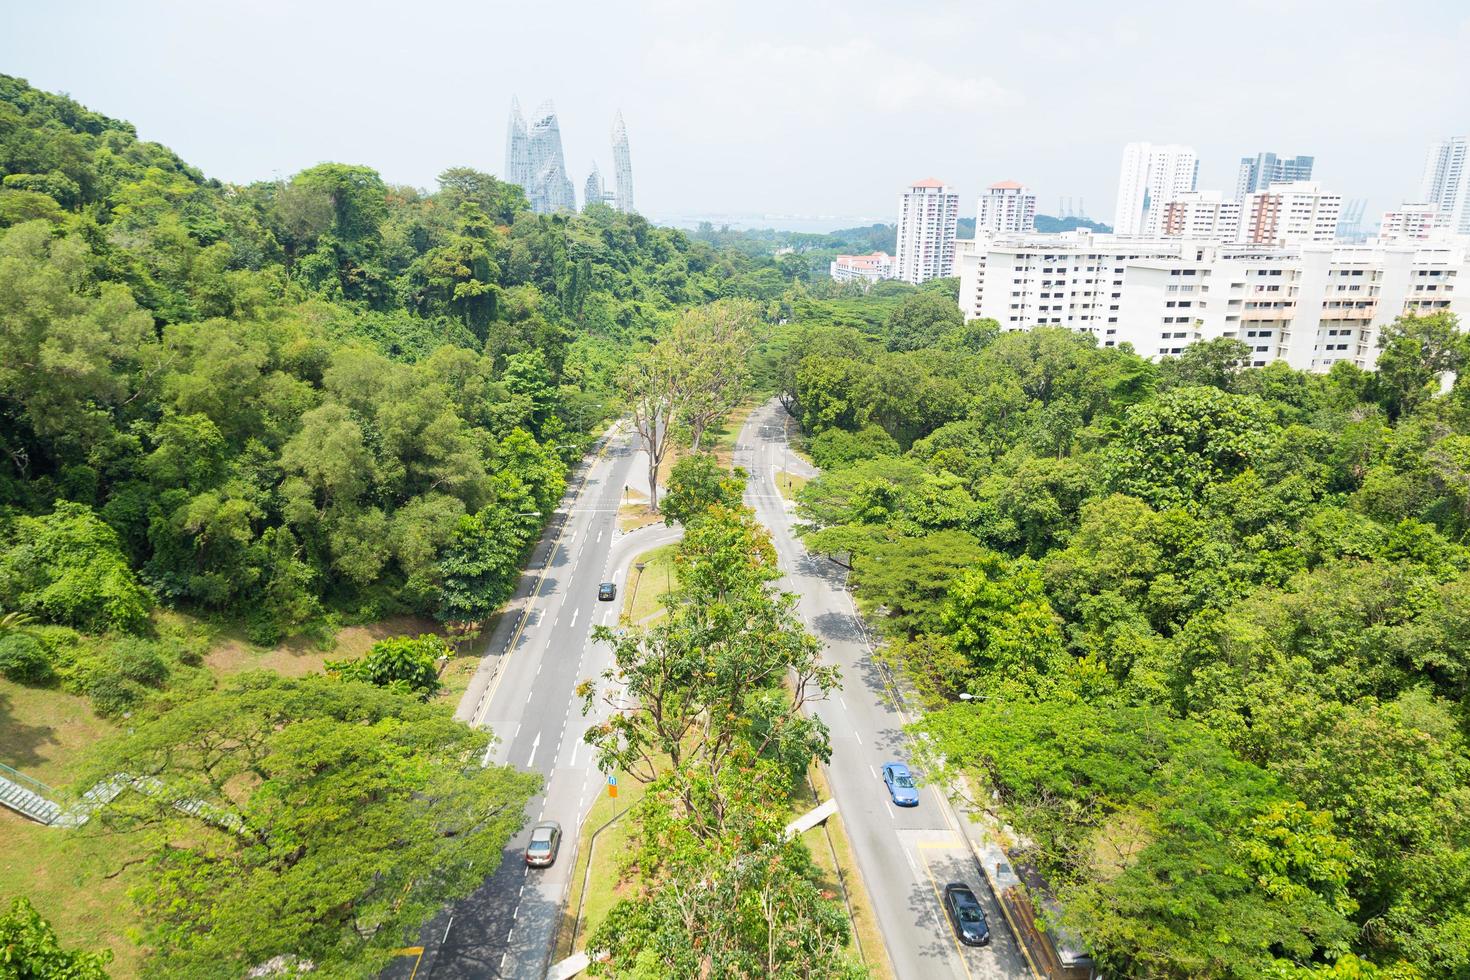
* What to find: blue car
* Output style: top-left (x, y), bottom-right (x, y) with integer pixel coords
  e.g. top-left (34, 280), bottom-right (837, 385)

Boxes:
top-left (882, 762), bottom-right (919, 806)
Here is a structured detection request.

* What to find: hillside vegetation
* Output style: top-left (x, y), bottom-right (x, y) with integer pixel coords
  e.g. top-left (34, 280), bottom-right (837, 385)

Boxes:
top-left (773, 296), bottom-right (1470, 978)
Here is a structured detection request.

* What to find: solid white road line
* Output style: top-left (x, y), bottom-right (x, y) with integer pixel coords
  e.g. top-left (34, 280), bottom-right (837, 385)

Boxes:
top-left (869, 764), bottom-right (878, 779)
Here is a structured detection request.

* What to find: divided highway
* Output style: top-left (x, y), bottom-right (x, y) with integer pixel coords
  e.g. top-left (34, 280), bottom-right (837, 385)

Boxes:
top-left (735, 399), bottom-right (1030, 980)
top-left (392, 400), bottom-right (1030, 980)
top-left (394, 424), bottom-right (677, 980)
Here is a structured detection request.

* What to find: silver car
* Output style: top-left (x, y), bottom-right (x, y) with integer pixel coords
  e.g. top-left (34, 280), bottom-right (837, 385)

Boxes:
top-left (525, 821), bottom-right (562, 868)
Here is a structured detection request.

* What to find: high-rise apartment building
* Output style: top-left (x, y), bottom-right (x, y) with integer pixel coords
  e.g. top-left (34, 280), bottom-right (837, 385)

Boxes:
top-left (953, 230), bottom-right (1467, 373)
top-left (976, 181), bottom-right (1036, 234)
top-left (1242, 181), bottom-right (1342, 245)
top-left (1159, 191), bottom-right (1242, 240)
top-left (1113, 143), bottom-right (1199, 237)
top-left (895, 179), bottom-right (960, 284)
top-left (1235, 152), bottom-right (1315, 198)
top-left (1420, 137), bottom-right (1470, 235)
top-left (612, 111), bottom-right (635, 214)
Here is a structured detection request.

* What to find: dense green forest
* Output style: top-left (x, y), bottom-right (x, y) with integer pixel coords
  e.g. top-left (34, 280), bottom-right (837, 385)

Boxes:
top-left (0, 72), bottom-right (814, 674)
top-left (772, 293), bottom-right (1470, 977)
top-left (0, 73), bottom-right (858, 976)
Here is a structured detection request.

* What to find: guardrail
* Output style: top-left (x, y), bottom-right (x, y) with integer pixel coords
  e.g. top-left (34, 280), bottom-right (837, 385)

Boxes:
top-left (0, 761), bottom-right (53, 797)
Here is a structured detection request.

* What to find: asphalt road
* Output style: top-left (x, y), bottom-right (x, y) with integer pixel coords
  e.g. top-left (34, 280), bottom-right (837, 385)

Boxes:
top-left (734, 399), bottom-right (1031, 980)
top-left (391, 425), bottom-right (679, 980)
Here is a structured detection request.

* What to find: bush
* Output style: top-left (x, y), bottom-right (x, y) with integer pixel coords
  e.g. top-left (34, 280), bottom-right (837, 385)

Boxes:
top-left (0, 501), bottom-right (154, 633)
top-left (0, 633), bottom-right (55, 685)
top-left (808, 425), bottom-right (900, 470)
top-left (327, 634), bottom-right (447, 699)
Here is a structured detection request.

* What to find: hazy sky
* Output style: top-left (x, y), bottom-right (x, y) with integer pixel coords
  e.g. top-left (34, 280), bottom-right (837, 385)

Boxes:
top-left (4, 0), bottom-right (1467, 229)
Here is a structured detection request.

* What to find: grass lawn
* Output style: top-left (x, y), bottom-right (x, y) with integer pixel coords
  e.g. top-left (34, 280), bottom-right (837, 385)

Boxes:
top-left (616, 502), bottom-right (662, 534)
top-left (551, 759), bottom-right (891, 977)
top-left (555, 772), bottom-right (648, 959)
top-left (801, 767), bottom-right (895, 979)
top-left (0, 611), bottom-right (454, 978)
top-left (0, 680), bottom-right (114, 790)
top-left (776, 470), bottom-right (809, 502)
top-left (620, 543), bottom-right (679, 624)
top-left (0, 805), bottom-right (150, 976)
top-left (206, 614), bottom-right (440, 678)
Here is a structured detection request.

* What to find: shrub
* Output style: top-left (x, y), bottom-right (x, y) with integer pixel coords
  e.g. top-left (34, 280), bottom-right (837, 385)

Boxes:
top-left (0, 634), bottom-right (55, 685)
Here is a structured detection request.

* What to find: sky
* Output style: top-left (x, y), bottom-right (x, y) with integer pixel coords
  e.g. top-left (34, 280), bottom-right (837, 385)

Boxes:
top-left (4, 0), bottom-right (1468, 230)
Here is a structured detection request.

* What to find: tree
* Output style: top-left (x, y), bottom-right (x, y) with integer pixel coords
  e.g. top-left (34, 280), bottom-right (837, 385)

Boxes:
top-left (622, 342), bottom-right (688, 512)
top-left (86, 672), bottom-right (538, 978)
top-left (884, 291), bottom-right (963, 353)
top-left (915, 700), bottom-right (1357, 979)
top-left (0, 501), bottom-right (153, 633)
top-left (0, 896), bottom-right (112, 979)
top-left (1375, 312), bottom-right (1466, 420)
top-left (436, 502), bottom-right (539, 626)
top-left (1106, 386), bottom-right (1275, 508)
top-left (940, 552), bottom-right (1068, 690)
top-left (581, 506), bottom-right (838, 820)
top-left (1158, 337), bottom-right (1252, 392)
top-left (672, 299), bottom-right (757, 451)
top-left (326, 634), bottom-right (447, 699)
top-left (661, 453), bottom-right (746, 528)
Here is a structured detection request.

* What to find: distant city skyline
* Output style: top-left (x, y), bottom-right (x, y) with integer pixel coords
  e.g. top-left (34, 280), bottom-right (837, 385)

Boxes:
top-left (2, 1), bottom-right (1466, 227)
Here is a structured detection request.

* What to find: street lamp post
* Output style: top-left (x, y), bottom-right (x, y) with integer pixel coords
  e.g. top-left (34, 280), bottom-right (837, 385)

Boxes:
top-left (629, 561), bottom-right (647, 616)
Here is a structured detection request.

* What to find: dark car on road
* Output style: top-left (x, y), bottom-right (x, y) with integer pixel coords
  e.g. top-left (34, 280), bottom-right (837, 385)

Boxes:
top-left (525, 821), bottom-right (562, 868)
top-left (598, 582), bottom-right (617, 601)
top-left (943, 882), bottom-right (990, 946)
top-left (881, 761), bottom-right (919, 807)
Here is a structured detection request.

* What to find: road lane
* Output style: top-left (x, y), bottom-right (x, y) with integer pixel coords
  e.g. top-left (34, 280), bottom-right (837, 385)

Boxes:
top-left (396, 427), bottom-right (678, 980)
top-left (735, 399), bottom-right (1029, 980)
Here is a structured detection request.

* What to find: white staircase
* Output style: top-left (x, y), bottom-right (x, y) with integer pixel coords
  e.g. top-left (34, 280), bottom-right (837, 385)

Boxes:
top-left (0, 767), bottom-right (62, 824)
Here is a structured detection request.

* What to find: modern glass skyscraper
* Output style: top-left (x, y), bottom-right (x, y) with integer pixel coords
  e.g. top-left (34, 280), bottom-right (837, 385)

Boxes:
top-left (505, 98), bottom-right (575, 213)
top-left (612, 111), bottom-right (634, 214)
top-left (505, 97), bottom-right (531, 190)
top-left (1235, 152), bottom-right (1315, 199)
top-left (584, 163), bottom-right (608, 210)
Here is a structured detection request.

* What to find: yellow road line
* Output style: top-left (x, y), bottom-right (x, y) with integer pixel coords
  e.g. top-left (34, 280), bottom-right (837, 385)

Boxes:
top-left (916, 842), bottom-right (975, 980)
top-left (392, 947), bottom-right (424, 980)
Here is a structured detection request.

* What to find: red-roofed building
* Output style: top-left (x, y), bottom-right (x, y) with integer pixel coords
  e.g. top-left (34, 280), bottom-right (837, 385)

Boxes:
top-left (829, 251), bottom-right (896, 284)
top-left (977, 180), bottom-right (1037, 234)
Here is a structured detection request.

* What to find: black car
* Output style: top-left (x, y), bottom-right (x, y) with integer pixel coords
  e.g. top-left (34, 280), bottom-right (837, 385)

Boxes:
top-left (598, 582), bottom-right (617, 601)
top-left (943, 883), bottom-right (990, 946)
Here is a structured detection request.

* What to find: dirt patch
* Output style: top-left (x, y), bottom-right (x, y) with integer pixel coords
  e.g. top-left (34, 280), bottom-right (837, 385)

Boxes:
top-left (206, 615), bottom-right (441, 678)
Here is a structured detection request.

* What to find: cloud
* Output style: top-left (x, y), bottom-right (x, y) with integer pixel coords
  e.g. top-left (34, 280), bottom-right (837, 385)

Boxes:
top-left (653, 36), bottom-right (1016, 116)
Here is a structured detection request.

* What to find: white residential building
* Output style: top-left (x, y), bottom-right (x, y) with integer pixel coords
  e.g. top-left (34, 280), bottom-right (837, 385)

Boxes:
top-left (1159, 191), bottom-right (1242, 240)
top-left (1113, 143), bottom-right (1199, 237)
top-left (1421, 137), bottom-right (1470, 235)
top-left (954, 230), bottom-right (1468, 372)
top-left (1242, 181), bottom-right (1342, 245)
top-left (829, 252), bottom-right (895, 284)
top-left (976, 181), bottom-right (1036, 234)
top-left (1379, 203), bottom-right (1440, 242)
top-left (895, 178), bottom-right (960, 284)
